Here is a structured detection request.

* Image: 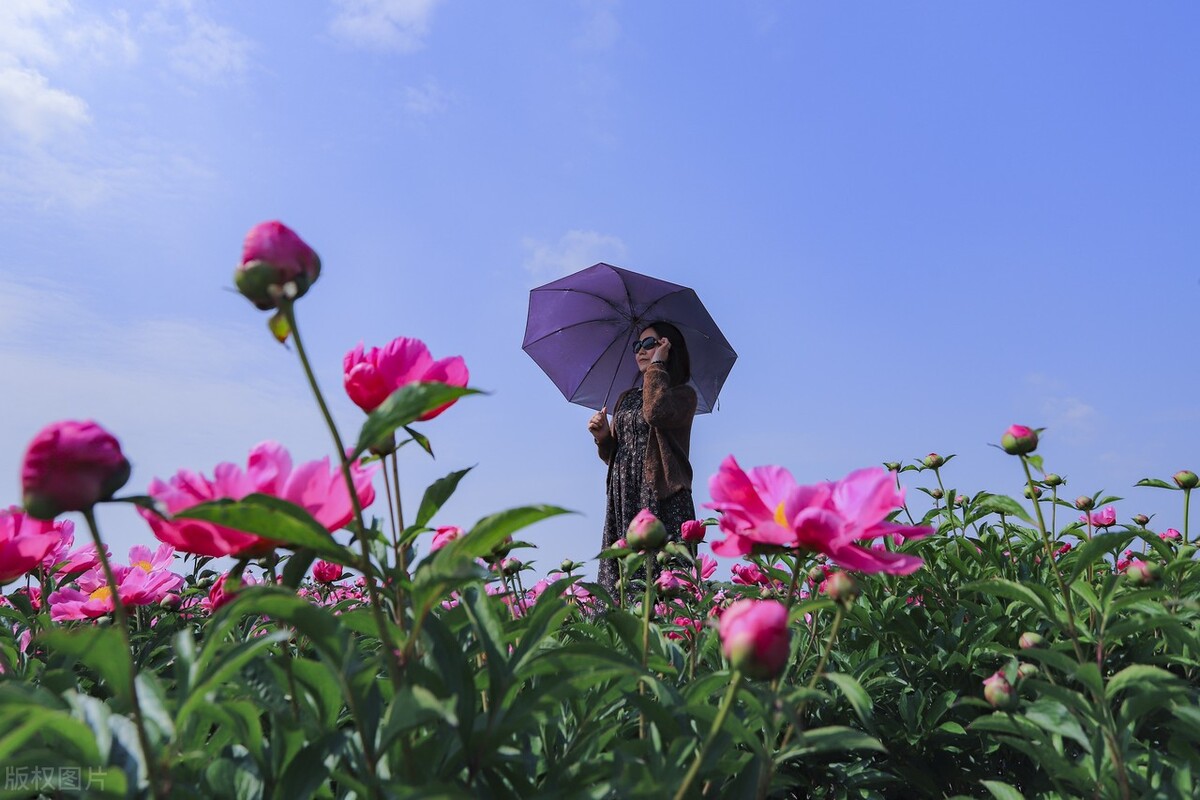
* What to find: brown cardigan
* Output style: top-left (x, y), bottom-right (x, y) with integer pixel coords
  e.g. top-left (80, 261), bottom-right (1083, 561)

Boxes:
top-left (595, 363), bottom-right (697, 499)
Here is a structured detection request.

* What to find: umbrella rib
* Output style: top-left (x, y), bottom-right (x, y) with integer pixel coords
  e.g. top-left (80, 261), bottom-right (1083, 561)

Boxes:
top-left (532, 286), bottom-right (632, 319)
top-left (522, 317), bottom-right (616, 349)
top-left (574, 329), bottom-right (630, 408)
top-left (636, 287), bottom-right (688, 322)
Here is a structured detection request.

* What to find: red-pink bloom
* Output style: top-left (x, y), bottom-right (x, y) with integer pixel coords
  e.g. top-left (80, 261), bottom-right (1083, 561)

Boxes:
top-left (313, 560), bottom-right (344, 583)
top-left (431, 525), bottom-right (463, 552)
top-left (140, 441), bottom-right (377, 558)
top-left (656, 569), bottom-right (687, 593)
top-left (48, 559), bottom-right (183, 621)
top-left (731, 563), bottom-right (771, 587)
top-left (202, 573), bottom-right (260, 614)
top-left (21, 421), bottom-right (131, 520)
top-left (706, 458), bottom-right (931, 574)
top-left (680, 519), bottom-right (706, 544)
top-left (697, 554), bottom-right (717, 581)
top-left (235, 221), bottom-right (322, 310)
top-left (0, 506), bottom-right (68, 585)
top-left (1082, 506), bottom-right (1117, 528)
top-left (1159, 528), bottom-right (1181, 541)
top-left (343, 337), bottom-right (469, 418)
top-left (41, 520), bottom-right (108, 580)
top-left (719, 599), bottom-right (790, 680)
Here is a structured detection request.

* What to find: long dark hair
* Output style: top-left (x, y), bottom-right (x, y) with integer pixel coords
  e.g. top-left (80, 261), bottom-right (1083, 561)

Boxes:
top-left (644, 320), bottom-right (691, 387)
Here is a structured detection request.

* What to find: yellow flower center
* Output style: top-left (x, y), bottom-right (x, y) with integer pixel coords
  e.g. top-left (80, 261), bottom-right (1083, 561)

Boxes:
top-left (89, 586), bottom-right (112, 602)
top-left (774, 502), bottom-right (789, 527)
top-left (133, 560), bottom-right (153, 572)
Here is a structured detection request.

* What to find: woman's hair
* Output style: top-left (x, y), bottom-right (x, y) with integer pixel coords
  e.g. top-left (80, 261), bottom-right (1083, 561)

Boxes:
top-left (644, 320), bottom-right (691, 387)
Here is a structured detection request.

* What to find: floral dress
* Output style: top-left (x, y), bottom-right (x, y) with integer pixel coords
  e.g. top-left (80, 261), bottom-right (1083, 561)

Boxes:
top-left (598, 387), bottom-right (696, 599)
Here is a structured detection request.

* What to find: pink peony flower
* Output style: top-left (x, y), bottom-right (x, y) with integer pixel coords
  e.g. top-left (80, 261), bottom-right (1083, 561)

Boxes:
top-left (1159, 528), bottom-right (1181, 541)
top-left (627, 508), bottom-right (667, 551)
top-left (655, 570), bottom-right (687, 593)
top-left (1082, 506), bottom-right (1117, 528)
top-left (731, 563), bottom-right (771, 587)
top-left (235, 221), bottom-right (321, 310)
top-left (0, 506), bottom-right (69, 585)
top-left (202, 572), bottom-right (261, 614)
top-left (140, 441), bottom-right (377, 558)
top-left (697, 554), bottom-right (718, 581)
top-left (680, 519), bottom-right (707, 544)
top-left (343, 337), bottom-right (469, 418)
top-left (719, 599), bottom-right (790, 680)
top-left (21, 421), bottom-right (131, 520)
top-left (706, 457), bottom-right (932, 574)
top-left (48, 560), bottom-right (183, 621)
top-left (312, 560), bottom-right (344, 583)
top-left (41, 521), bottom-right (109, 580)
top-left (431, 525), bottom-right (464, 552)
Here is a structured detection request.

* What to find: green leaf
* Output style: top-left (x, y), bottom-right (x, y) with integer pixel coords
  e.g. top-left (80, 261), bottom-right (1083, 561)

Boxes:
top-left (175, 494), bottom-right (359, 567)
top-left (403, 425), bottom-right (434, 457)
top-left (1134, 478), bottom-right (1177, 490)
top-left (1022, 699), bottom-right (1091, 751)
top-left (775, 726), bottom-right (885, 762)
top-left (352, 382), bottom-right (480, 457)
top-left (40, 627), bottom-right (132, 704)
top-left (961, 579), bottom-right (1052, 618)
top-left (444, 505), bottom-right (573, 562)
top-left (415, 467), bottom-right (473, 528)
top-left (822, 672), bottom-right (874, 728)
top-left (981, 780), bottom-right (1026, 800)
top-left (971, 495), bottom-right (1033, 524)
top-left (281, 548), bottom-right (318, 589)
top-left (1106, 664), bottom-right (1183, 698)
top-left (1066, 531), bottom-right (1137, 584)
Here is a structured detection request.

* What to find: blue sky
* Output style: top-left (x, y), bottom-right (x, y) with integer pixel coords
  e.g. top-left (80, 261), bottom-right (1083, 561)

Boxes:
top-left (2, 1), bottom-right (1198, 577)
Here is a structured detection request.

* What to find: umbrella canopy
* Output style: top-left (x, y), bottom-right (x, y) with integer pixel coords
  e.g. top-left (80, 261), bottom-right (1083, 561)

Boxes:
top-left (522, 263), bottom-right (737, 414)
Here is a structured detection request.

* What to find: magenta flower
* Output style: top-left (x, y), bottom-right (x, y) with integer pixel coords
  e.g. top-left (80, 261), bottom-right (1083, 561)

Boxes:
top-left (680, 519), bottom-right (706, 544)
top-left (1082, 506), bottom-right (1117, 528)
top-left (140, 441), bottom-right (377, 558)
top-left (21, 421), bottom-right (131, 520)
top-left (431, 525), bottom-right (464, 552)
top-left (706, 457), bottom-right (932, 574)
top-left (719, 599), bottom-right (790, 680)
top-left (0, 507), bottom-right (69, 586)
top-left (343, 337), bottom-right (469, 418)
top-left (655, 570), bottom-right (687, 593)
top-left (698, 554), bottom-right (717, 581)
top-left (1160, 528), bottom-right (1182, 541)
top-left (730, 563), bottom-right (771, 587)
top-left (235, 221), bottom-right (321, 310)
top-left (202, 573), bottom-right (260, 614)
top-left (313, 560), bottom-right (344, 584)
top-left (48, 559), bottom-right (183, 621)
top-left (41, 520), bottom-right (108, 580)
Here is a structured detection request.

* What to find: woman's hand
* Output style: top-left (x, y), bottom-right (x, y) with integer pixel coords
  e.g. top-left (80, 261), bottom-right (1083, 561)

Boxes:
top-left (650, 337), bottom-right (671, 364)
top-left (587, 406), bottom-right (610, 442)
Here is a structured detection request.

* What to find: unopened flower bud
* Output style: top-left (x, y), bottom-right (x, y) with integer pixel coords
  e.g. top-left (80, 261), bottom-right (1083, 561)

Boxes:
top-left (719, 599), bottom-right (790, 680)
top-left (883, 462), bottom-right (901, 472)
top-left (826, 572), bottom-right (859, 606)
top-left (160, 594), bottom-right (180, 609)
top-left (627, 508), bottom-right (667, 551)
top-left (983, 671), bottom-right (1015, 709)
top-left (680, 519), bottom-right (707, 544)
top-left (560, 559), bottom-right (575, 574)
top-left (1016, 662), bottom-right (1039, 680)
top-left (1023, 485), bottom-right (1042, 500)
top-left (235, 221), bottom-right (321, 311)
top-left (923, 453), bottom-right (944, 469)
top-left (1124, 560), bottom-right (1161, 586)
top-left (1042, 474), bottom-right (1064, 488)
top-left (1074, 496), bottom-right (1095, 511)
top-left (500, 557), bottom-right (522, 576)
top-left (1173, 470), bottom-right (1199, 490)
top-left (954, 495), bottom-right (967, 507)
top-left (1000, 424), bottom-right (1038, 455)
top-left (929, 488), bottom-right (944, 500)
top-left (808, 566), bottom-right (827, 585)
top-left (1132, 514), bottom-right (1150, 527)
top-left (1018, 632), bottom-right (1043, 649)
top-left (21, 421), bottom-right (132, 520)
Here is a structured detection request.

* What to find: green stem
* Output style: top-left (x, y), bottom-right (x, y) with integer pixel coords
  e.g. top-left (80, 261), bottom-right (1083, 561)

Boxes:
top-left (673, 671), bottom-right (743, 800)
top-left (1184, 488), bottom-right (1192, 546)
top-left (390, 451), bottom-right (410, 633)
top-left (1020, 457), bottom-right (1084, 662)
top-left (282, 300), bottom-right (402, 690)
top-left (639, 554), bottom-right (656, 740)
top-left (776, 606), bottom-right (845, 756)
top-left (84, 509), bottom-right (167, 800)
top-left (783, 554), bottom-right (803, 608)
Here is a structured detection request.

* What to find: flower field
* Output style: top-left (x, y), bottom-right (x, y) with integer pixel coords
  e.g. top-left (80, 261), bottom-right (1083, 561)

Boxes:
top-left (1, 223), bottom-right (1197, 799)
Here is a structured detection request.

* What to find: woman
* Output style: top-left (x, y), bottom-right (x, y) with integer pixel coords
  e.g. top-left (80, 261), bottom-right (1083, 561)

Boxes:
top-left (588, 321), bottom-right (697, 599)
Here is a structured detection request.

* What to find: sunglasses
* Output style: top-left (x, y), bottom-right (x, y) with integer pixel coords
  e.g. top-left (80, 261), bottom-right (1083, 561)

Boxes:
top-left (631, 336), bottom-right (660, 353)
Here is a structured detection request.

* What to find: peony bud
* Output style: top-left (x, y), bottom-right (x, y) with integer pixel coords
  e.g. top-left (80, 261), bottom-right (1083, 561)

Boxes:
top-left (235, 221), bottom-right (321, 311)
top-left (21, 421), bottom-right (131, 520)
top-left (627, 509), bottom-right (667, 551)
top-left (808, 565), bottom-right (828, 585)
top-left (312, 560), bottom-right (344, 584)
top-left (560, 559), bottom-right (576, 573)
top-left (929, 488), bottom-right (944, 500)
top-left (983, 670), bottom-right (1015, 709)
top-left (1173, 470), bottom-right (1199, 490)
top-left (923, 453), bottom-right (944, 469)
top-left (1124, 559), bottom-right (1161, 586)
top-left (825, 572), bottom-right (859, 606)
top-left (954, 495), bottom-right (967, 508)
top-left (1000, 425), bottom-right (1038, 455)
top-left (1018, 632), bottom-right (1043, 650)
top-left (500, 557), bottom-right (522, 576)
top-left (719, 599), bottom-right (790, 680)
top-left (1132, 514), bottom-right (1150, 527)
top-left (1023, 485), bottom-right (1042, 500)
top-left (1042, 474), bottom-right (1064, 488)
top-left (1016, 662), bottom-right (1039, 680)
top-left (1159, 528), bottom-right (1181, 541)
top-left (1074, 496), bottom-right (1095, 512)
top-left (680, 519), bottom-right (707, 544)
top-left (883, 462), bottom-right (901, 472)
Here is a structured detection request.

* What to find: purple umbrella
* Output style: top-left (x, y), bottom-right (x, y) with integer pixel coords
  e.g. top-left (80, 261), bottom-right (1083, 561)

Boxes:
top-left (522, 263), bottom-right (737, 414)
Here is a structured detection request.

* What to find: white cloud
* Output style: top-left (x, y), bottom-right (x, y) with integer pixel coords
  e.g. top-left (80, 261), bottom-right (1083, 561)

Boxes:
top-left (402, 79), bottom-right (448, 117)
top-left (0, 65), bottom-right (90, 142)
top-left (522, 230), bottom-right (628, 280)
top-left (148, 1), bottom-right (250, 83)
top-left (574, 0), bottom-right (620, 52)
top-left (330, 0), bottom-right (442, 52)
top-left (1023, 373), bottom-right (1101, 445)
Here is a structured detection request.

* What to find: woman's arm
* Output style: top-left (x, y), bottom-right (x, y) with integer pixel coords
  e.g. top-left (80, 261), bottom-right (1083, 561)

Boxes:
top-left (642, 364), bottom-right (697, 427)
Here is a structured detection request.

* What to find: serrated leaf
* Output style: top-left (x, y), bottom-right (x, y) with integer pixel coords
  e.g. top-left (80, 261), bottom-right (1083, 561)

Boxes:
top-left (352, 382), bottom-right (480, 457)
